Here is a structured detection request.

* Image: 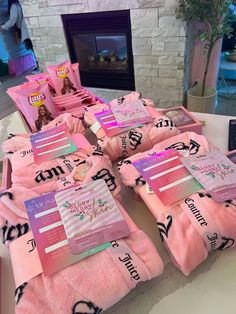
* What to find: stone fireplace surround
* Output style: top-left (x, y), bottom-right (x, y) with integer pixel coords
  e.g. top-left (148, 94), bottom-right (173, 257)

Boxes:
top-left (21, 0), bottom-right (188, 107)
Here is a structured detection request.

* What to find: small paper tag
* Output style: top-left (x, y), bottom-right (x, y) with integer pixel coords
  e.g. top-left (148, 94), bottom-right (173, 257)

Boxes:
top-left (111, 99), bottom-right (152, 128)
top-left (181, 150), bottom-right (236, 202)
top-left (132, 149), bottom-right (202, 206)
top-left (95, 110), bottom-right (142, 137)
top-left (55, 180), bottom-right (130, 255)
top-left (30, 124), bottom-right (77, 164)
top-left (90, 121), bottom-right (102, 134)
top-left (25, 191), bottom-right (110, 276)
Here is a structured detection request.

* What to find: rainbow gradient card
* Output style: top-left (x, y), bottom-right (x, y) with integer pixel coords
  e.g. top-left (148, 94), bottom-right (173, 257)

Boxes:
top-left (111, 99), bottom-right (152, 128)
top-left (30, 124), bottom-right (77, 164)
top-left (55, 180), bottom-right (130, 255)
top-left (95, 110), bottom-right (142, 137)
top-left (25, 191), bottom-right (111, 276)
top-left (132, 149), bottom-right (202, 206)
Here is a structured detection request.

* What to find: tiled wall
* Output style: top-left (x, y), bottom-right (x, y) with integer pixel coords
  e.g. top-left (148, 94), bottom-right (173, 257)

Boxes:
top-left (21, 0), bottom-right (187, 106)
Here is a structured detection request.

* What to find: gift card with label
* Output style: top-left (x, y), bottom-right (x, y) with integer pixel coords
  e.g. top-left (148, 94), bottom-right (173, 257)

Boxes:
top-left (25, 191), bottom-right (111, 276)
top-left (133, 149), bottom-right (202, 206)
top-left (181, 150), bottom-right (236, 202)
top-left (95, 110), bottom-right (138, 137)
top-left (111, 99), bottom-right (152, 128)
top-left (30, 124), bottom-right (77, 164)
top-left (55, 180), bottom-right (130, 255)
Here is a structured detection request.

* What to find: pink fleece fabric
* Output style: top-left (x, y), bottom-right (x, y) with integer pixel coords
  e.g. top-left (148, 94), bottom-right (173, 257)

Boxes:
top-left (84, 92), bottom-right (180, 161)
top-left (41, 113), bottom-right (84, 134)
top-left (118, 132), bottom-right (236, 275)
top-left (0, 188), bottom-right (163, 313)
top-left (8, 141), bottom-right (121, 198)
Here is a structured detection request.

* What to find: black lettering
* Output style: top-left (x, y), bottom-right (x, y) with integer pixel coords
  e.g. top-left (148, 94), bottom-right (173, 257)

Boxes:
top-left (157, 215), bottom-right (173, 242)
top-left (35, 170), bottom-right (46, 183)
top-left (72, 300), bottom-right (102, 314)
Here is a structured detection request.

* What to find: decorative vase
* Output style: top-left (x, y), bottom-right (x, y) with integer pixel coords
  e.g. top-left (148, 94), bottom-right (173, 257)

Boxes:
top-left (187, 83), bottom-right (216, 113)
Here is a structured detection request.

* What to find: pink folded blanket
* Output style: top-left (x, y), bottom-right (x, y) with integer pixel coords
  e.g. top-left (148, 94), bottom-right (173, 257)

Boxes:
top-left (2, 113), bottom-right (84, 155)
top-left (0, 188), bottom-right (163, 313)
top-left (118, 132), bottom-right (236, 275)
top-left (84, 92), bottom-right (180, 161)
top-left (41, 112), bottom-right (85, 134)
top-left (9, 145), bottom-right (121, 198)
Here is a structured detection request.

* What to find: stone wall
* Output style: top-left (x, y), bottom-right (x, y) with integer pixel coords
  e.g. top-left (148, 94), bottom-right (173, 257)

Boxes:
top-left (20, 0), bottom-right (187, 107)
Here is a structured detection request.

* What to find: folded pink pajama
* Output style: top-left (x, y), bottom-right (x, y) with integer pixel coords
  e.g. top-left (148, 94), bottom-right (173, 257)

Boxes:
top-left (84, 92), bottom-right (180, 161)
top-left (118, 132), bottom-right (236, 275)
top-left (2, 113), bottom-right (84, 156)
top-left (7, 139), bottom-right (121, 198)
top-left (0, 185), bottom-right (163, 313)
top-left (41, 113), bottom-right (85, 134)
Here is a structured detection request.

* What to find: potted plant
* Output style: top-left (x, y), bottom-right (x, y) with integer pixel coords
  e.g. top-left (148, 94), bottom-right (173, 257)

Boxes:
top-left (175, 0), bottom-right (234, 113)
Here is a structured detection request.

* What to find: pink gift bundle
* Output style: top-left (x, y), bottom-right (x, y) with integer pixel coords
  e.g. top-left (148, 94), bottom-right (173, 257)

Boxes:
top-left (0, 119), bottom-right (164, 313)
top-left (84, 92), bottom-right (180, 160)
top-left (118, 132), bottom-right (236, 275)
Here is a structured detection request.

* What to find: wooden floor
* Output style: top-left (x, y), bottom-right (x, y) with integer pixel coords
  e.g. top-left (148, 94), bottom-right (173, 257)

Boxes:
top-left (0, 75), bottom-right (26, 120)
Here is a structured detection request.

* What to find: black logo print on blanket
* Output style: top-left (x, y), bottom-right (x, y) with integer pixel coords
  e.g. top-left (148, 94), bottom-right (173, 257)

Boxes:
top-left (135, 176), bottom-right (146, 186)
top-left (157, 215), bottom-right (173, 242)
top-left (165, 139), bottom-right (200, 156)
top-left (92, 145), bottom-right (104, 156)
top-left (8, 133), bottom-right (16, 139)
top-left (155, 118), bottom-right (175, 129)
top-left (198, 192), bottom-right (236, 208)
top-left (1, 221), bottom-right (29, 244)
top-left (15, 282), bottom-right (27, 305)
top-left (117, 159), bottom-right (131, 171)
top-left (217, 237), bottom-right (235, 250)
top-left (117, 96), bottom-right (125, 105)
top-left (0, 191), bottom-right (14, 200)
top-left (72, 300), bottom-right (102, 314)
top-left (92, 169), bottom-right (116, 192)
top-left (128, 130), bottom-right (142, 151)
top-left (35, 166), bottom-right (66, 183)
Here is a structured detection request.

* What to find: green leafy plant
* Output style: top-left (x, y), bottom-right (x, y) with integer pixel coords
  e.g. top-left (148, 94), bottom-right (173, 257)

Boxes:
top-left (175, 0), bottom-right (235, 96)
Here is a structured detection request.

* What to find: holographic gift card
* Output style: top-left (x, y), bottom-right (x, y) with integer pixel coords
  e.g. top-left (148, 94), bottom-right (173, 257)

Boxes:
top-left (181, 150), bottom-right (236, 202)
top-left (95, 110), bottom-right (142, 137)
top-left (25, 191), bottom-right (111, 276)
top-left (133, 149), bottom-right (202, 206)
top-left (111, 99), bottom-right (152, 128)
top-left (30, 124), bottom-right (77, 164)
top-left (55, 180), bottom-right (130, 255)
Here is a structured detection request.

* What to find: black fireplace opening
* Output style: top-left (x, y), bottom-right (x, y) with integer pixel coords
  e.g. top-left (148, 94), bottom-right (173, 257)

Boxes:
top-left (62, 10), bottom-right (135, 91)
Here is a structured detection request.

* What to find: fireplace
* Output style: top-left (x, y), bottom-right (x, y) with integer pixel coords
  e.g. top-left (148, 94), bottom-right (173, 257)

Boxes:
top-left (62, 10), bottom-right (135, 91)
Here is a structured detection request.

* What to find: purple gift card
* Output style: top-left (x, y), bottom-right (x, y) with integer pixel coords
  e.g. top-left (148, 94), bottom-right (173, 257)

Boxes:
top-left (111, 99), bottom-right (152, 128)
top-left (25, 191), bottom-right (111, 276)
top-left (95, 110), bottom-right (139, 137)
top-left (30, 123), bottom-right (77, 164)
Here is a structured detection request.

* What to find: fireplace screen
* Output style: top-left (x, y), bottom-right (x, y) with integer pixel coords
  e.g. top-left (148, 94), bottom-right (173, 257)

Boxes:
top-left (62, 10), bottom-right (135, 90)
top-left (73, 35), bottom-right (128, 73)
